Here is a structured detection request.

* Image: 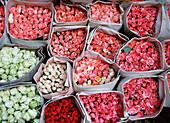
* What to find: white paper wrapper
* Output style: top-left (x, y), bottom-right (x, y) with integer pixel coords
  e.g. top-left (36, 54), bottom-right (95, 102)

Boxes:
top-left (53, 1), bottom-right (89, 26)
top-left (117, 75), bottom-right (165, 121)
top-left (163, 40), bottom-right (170, 70)
top-left (0, 44), bottom-right (45, 86)
top-left (161, 69), bottom-right (170, 107)
top-left (77, 91), bottom-right (129, 123)
top-left (47, 25), bottom-right (90, 62)
top-left (88, 1), bottom-right (124, 31)
top-left (159, 3), bottom-right (170, 41)
top-left (0, 82), bottom-right (44, 121)
top-left (33, 57), bottom-right (74, 99)
top-left (72, 51), bottom-right (120, 92)
top-left (87, 26), bottom-right (129, 63)
top-left (115, 37), bottom-right (164, 77)
top-left (40, 95), bottom-right (86, 123)
top-left (123, 1), bottom-right (162, 38)
top-left (6, 0), bottom-right (54, 47)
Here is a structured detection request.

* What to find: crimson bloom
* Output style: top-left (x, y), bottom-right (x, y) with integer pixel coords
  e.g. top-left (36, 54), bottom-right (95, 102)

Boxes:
top-left (0, 5), bottom-right (5, 38)
top-left (164, 41), bottom-right (170, 66)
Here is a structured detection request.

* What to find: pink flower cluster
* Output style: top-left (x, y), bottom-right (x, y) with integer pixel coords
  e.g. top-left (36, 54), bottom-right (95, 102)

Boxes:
top-left (127, 6), bottom-right (158, 37)
top-left (80, 92), bottom-right (124, 123)
top-left (0, 5), bottom-right (5, 38)
top-left (50, 28), bottom-right (86, 61)
top-left (164, 41), bottom-right (170, 66)
top-left (167, 73), bottom-right (170, 91)
top-left (88, 31), bottom-right (123, 61)
top-left (9, 5), bottom-right (52, 40)
top-left (55, 3), bottom-right (87, 22)
top-left (90, 2), bottom-right (121, 23)
top-left (117, 39), bottom-right (160, 71)
top-left (74, 57), bottom-right (116, 87)
top-left (123, 78), bottom-right (161, 116)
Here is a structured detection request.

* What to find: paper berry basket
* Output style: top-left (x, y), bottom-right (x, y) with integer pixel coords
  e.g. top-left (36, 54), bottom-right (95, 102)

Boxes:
top-left (0, 82), bottom-right (44, 123)
top-left (87, 26), bottom-right (129, 63)
top-left (72, 51), bottom-right (120, 92)
top-left (123, 2), bottom-right (162, 38)
top-left (47, 26), bottom-right (90, 63)
top-left (117, 75), bottom-right (165, 121)
top-left (40, 95), bottom-right (86, 123)
top-left (115, 37), bottom-right (164, 77)
top-left (77, 91), bottom-right (129, 123)
top-left (53, 1), bottom-right (89, 26)
top-left (0, 44), bottom-right (45, 86)
top-left (89, 0), bottom-right (124, 31)
top-left (6, 0), bottom-right (54, 47)
top-left (33, 57), bottom-right (74, 99)
top-left (163, 40), bottom-right (170, 70)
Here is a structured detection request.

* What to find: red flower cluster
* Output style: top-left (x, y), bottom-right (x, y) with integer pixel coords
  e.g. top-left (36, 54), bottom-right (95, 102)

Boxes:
top-left (44, 97), bottom-right (82, 123)
top-left (80, 92), bottom-right (124, 123)
top-left (127, 6), bottom-right (158, 37)
top-left (50, 28), bottom-right (86, 61)
top-left (168, 9), bottom-right (170, 21)
top-left (123, 78), bottom-right (161, 116)
top-left (9, 5), bottom-right (52, 40)
top-left (117, 39), bottom-right (160, 71)
top-left (90, 2), bottom-right (121, 23)
top-left (89, 31), bottom-right (123, 61)
top-left (74, 57), bottom-right (116, 86)
top-left (55, 4), bottom-right (87, 22)
top-left (167, 73), bottom-right (170, 91)
top-left (164, 41), bottom-right (170, 66)
top-left (0, 5), bottom-right (5, 38)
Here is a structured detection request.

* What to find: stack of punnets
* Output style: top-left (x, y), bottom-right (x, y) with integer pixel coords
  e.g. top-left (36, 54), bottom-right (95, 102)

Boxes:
top-left (0, 0), bottom-right (170, 123)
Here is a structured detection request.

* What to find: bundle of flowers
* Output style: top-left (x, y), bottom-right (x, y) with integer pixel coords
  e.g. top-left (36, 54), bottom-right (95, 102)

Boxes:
top-left (123, 77), bottom-right (161, 116)
top-left (164, 41), bottom-right (170, 66)
top-left (8, 5), bottom-right (52, 40)
top-left (79, 92), bottom-right (124, 123)
top-left (0, 46), bottom-right (39, 82)
top-left (167, 73), bottom-right (170, 91)
top-left (74, 57), bottom-right (116, 87)
top-left (44, 97), bottom-right (82, 123)
top-left (116, 39), bottom-right (160, 71)
top-left (0, 5), bottom-right (5, 38)
top-left (127, 5), bottom-right (158, 37)
top-left (50, 28), bottom-right (87, 61)
top-left (0, 85), bottom-right (42, 122)
top-left (55, 3), bottom-right (87, 22)
top-left (90, 2), bottom-right (121, 24)
top-left (88, 31), bottom-right (124, 61)
top-left (37, 62), bottom-right (68, 94)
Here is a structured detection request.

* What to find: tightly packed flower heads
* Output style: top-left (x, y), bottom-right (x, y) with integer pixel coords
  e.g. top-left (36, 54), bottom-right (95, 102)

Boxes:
top-left (117, 39), bottom-right (160, 71)
top-left (89, 31), bottom-right (124, 61)
top-left (74, 57), bottom-right (116, 87)
top-left (164, 41), bottom-right (170, 66)
top-left (80, 92), bottom-right (124, 123)
top-left (0, 85), bottom-right (42, 122)
top-left (123, 78), bottom-right (161, 116)
top-left (0, 47), bottom-right (39, 82)
top-left (55, 3), bottom-right (87, 22)
top-left (168, 9), bottom-right (170, 21)
top-left (167, 73), bottom-right (170, 91)
top-left (90, 2), bottom-right (121, 23)
top-left (0, 5), bottom-right (5, 38)
top-left (8, 5), bottom-right (52, 40)
top-left (37, 63), bottom-right (68, 94)
top-left (50, 28), bottom-right (86, 61)
top-left (44, 97), bottom-right (82, 123)
top-left (127, 6), bottom-right (158, 37)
